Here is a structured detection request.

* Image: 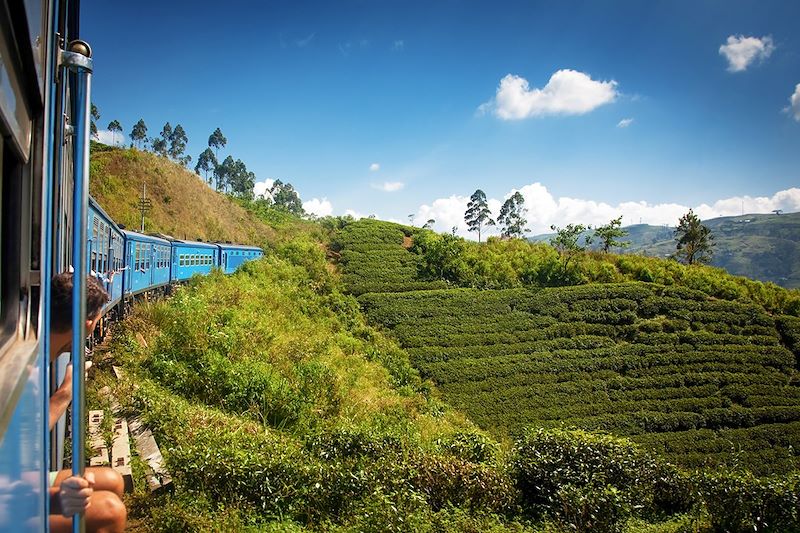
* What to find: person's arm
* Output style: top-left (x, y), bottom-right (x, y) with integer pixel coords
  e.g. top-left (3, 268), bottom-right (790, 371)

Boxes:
top-left (48, 361), bottom-right (91, 430)
top-left (49, 364), bottom-right (73, 430)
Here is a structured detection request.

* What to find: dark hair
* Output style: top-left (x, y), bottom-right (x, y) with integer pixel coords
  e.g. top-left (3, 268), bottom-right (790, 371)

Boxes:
top-left (50, 273), bottom-right (109, 332)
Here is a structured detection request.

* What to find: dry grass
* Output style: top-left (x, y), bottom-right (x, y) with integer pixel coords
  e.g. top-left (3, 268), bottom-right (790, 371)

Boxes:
top-left (89, 145), bottom-right (276, 246)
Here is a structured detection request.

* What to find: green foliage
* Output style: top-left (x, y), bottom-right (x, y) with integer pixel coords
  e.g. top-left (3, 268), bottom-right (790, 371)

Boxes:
top-left (512, 428), bottom-right (692, 531)
top-left (269, 179), bottom-right (305, 215)
top-left (698, 470), bottom-right (799, 532)
top-left (90, 102), bottom-right (100, 139)
top-left (359, 281), bottom-right (800, 474)
top-left (194, 147), bottom-right (217, 184)
top-left (465, 189), bottom-right (496, 242)
top-left (208, 127), bottom-right (227, 158)
top-left (498, 191), bottom-right (528, 238)
top-left (130, 118), bottom-right (148, 149)
top-left (168, 123), bottom-right (188, 160)
top-left (413, 230), bottom-right (469, 283)
top-left (595, 216), bottom-right (630, 253)
top-left (674, 209), bottom-right (714, 265)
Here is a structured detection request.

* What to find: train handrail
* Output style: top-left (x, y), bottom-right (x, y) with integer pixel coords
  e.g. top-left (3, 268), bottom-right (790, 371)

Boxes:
top-left (60, 39), bottom-right (93, 533)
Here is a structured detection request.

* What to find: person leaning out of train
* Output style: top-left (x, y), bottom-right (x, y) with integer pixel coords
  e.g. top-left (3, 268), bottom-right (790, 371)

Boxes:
top-left (48, 273), bottom-right (127, 533)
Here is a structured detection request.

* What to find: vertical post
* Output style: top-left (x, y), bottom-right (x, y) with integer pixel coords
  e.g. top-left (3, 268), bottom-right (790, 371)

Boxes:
top-left (140, 183), bottom-right (146, 232)
top-left (60, 39), bottom-right (93, 533)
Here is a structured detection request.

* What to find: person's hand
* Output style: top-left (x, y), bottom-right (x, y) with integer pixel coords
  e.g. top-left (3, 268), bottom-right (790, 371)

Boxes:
top-left (57, 361), bottom-right (92, 396)
top-left (59, 471), bottom-right (95, 517)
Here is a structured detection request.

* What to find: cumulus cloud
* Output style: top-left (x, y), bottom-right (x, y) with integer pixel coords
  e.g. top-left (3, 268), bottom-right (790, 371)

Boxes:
top-left (372, 181), bottom-right (405, 192)
top-left (369, 163), bottom-right (380, 172)
top-left (719, 35), bottom-right (775, 72)
top-left (303, 197), bottom-right (333, 217)
top-left (787, 83), bottom-right (800, 122)
top-left (95, 129), bottom-right (126, 147)
top-left (617, 118), bottom-right (634, 128)
top-left (480, 70), bottom-right (618, 120)
top-left (415, 183), bottom-right (800, 239)
top-left (253, 178), bottom-right (276, 199)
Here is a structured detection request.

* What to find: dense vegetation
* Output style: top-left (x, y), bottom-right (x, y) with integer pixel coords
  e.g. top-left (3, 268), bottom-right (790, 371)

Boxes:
top-left (96, 249), bottom-right (798, 532)
top-left (531, 212), bottom-right (800, 289)
top-left (88, 151), bottom-right (800, 530)
top-left (359, 283), bottom-right (800, 474)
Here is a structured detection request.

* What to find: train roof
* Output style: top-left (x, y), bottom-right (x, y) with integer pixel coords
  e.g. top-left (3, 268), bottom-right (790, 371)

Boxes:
top-left (170, 239), bottom-right (219, 249)
top-left (215, 243), bottom-right (263, 252)
top-left (121, 229), bottom-right (171, 245)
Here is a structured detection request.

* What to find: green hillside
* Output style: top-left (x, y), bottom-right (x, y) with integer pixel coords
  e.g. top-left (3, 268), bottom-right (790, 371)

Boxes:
top-left (334, 220), bottom-right (800, 475)
top-left (531, 212), bottom-right (800, 288)
top-left (87, 151), bottom-right (800, 532)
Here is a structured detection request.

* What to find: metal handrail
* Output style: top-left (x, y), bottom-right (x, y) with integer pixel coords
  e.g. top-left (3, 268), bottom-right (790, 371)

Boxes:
top-left (60, 39), bottom-right (93, 533)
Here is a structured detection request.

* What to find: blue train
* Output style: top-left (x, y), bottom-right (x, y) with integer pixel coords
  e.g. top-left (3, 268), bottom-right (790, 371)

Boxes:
top-left (0, 1), bottom-right (262, 530)
top-left (89, 197), bottom-right (262, 312)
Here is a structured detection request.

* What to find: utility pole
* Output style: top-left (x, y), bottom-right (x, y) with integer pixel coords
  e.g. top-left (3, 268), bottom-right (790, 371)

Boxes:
top-left (138, 182), bottom-right (152, 232)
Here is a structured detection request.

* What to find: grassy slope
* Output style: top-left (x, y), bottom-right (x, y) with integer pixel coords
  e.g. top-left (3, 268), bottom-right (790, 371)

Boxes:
top-left (334, 219), bottom-right (800, 475)
top-left (89, 143), bottom-right (276, 245)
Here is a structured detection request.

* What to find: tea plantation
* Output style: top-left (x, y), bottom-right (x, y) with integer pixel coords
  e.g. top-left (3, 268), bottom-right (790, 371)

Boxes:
top-left (337, 220), bottom-right (800, 475)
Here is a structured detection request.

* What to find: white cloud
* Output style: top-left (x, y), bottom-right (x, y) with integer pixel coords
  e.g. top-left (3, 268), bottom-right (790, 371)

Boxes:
top-left (617, 118), bottom-right (634, 128)
top-left (369, 163), bottom-right (380, 172)
top-left (481, 70), bottom-right (618, 120)
top-left (345, 208), bottom-right (368, 219)
top-left (392, 40), bottom-right (404, 51)
top-left (303, 197), bottom-right (333, 217)
top-left (372, 181), bottom-right (405, 192)
top-left (787, 83), bottom-right (800, 122)
top-left (95, 129), bottom-right (126, 147)
top-left (253, 178), bottom-right (276, 199)
top-left (719, 35), bottom-right (775, 72)
top-left (415, 183), bottom-right (800, 239)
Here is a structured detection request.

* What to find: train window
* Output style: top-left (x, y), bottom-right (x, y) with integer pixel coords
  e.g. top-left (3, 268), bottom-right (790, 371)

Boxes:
top-left (179, 254), bottom-right (184, 266)
top-left (145, 246), bottom-right (150, 270)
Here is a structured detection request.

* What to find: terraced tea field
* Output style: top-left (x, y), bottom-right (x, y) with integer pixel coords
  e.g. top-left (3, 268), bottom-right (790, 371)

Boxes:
top-left (334, 220), bottom-right (800, 474)
top-left (359, 284), bottom-right (800, 474)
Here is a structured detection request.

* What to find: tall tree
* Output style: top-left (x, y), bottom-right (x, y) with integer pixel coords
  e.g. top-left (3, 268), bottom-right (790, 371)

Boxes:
top-left (169, 124), bottom-right (188, 160)
top-left (215, 155), bottom-right (234, 192)
top-left (497, 192), bottom-right (527, 238)
top-left (195, 148), bottom-right (218, 185)
top-left (107, 120), bottom-right (122, 146)
top-left (464, 189), bottom-right (495, 242)
top-left (130, 119), bottom-right (148, 149)
top-left (90, 103), bottom-right (100, 139)
top-left (594, 215), bottom-right (629, 253)
top-left (208, 128), bottom-right (227, 160)
top-left (269, 180), bottom-right (304, 215)
top-left (674, 209), bottom-right (714, 265)
top-left (225, 159), bottom-right (256, 198)
top-left (151, 122), bottom-right (172, 157)
top-left (550, 223), bottom-right (593, 277)
top-left (422, 219), bottom-right (435, 229)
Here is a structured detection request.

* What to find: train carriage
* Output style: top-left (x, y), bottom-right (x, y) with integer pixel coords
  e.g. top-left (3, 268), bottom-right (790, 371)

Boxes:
top-left (217, 243), bottom-right (264, 275)
top-left (171, 240), bottom-right (218, 281)
top-left (122, 230), bottom-right (171, 296)
top-left (88, 198), bottom-right (124, 309)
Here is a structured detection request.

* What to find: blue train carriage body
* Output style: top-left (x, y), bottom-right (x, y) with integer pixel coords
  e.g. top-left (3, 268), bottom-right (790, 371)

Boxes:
top-left (171, 240), bottom-right (219, 281)
top-left (122, 231), bottom-right (172, 296)
top-left (88, 198), bottom-right (124, 310)
top-left (217, 243), bottom-right (264, 274)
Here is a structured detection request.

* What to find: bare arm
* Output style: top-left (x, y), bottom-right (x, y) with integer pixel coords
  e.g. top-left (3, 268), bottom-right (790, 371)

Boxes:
top-left (49, 365), bottom-right (73, 430)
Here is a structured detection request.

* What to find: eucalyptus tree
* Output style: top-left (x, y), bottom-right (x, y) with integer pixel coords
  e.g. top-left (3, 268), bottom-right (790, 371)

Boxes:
top-left (195, 148), bottom-right (218, 186)
top-left (464, 189), bottom-right (495, 242)
top-left (208, 128), bottom-right (227, 160)
top-left (130, 119), bottom-right (148, 149)
top-left (497, 192), bottom-right (527, 238)
top-left (107, 120), bottom-right (122, 146)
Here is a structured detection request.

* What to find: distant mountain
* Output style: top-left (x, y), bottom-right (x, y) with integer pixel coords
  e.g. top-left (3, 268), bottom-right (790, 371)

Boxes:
top-left (530, 212), bottom-right (800, 288)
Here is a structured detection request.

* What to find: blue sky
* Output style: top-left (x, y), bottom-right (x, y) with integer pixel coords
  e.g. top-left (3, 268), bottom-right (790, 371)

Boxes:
top-left (83, 0), bottom-right (800, 235)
